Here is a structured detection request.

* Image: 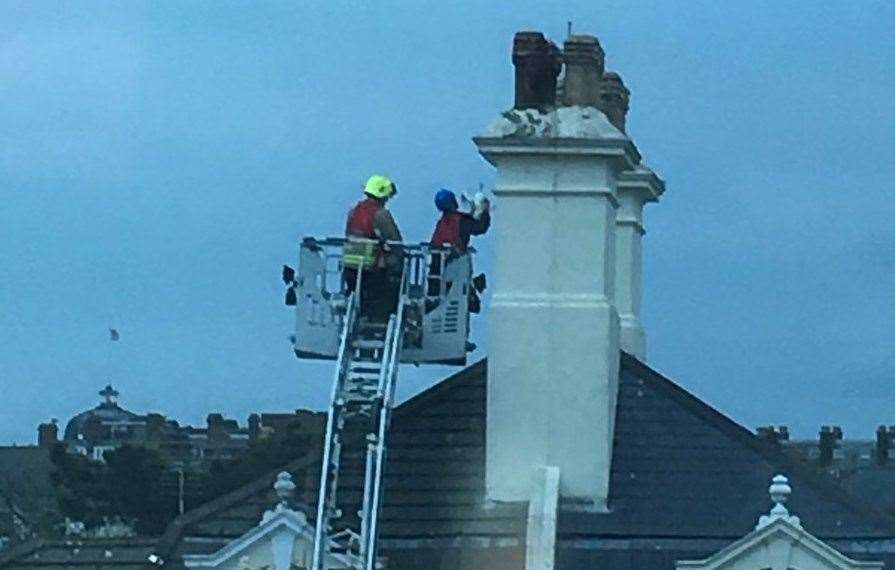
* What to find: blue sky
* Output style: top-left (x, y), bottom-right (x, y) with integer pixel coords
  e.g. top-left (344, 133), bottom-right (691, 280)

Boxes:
top-left (2, 1), bottom-right (893, 444)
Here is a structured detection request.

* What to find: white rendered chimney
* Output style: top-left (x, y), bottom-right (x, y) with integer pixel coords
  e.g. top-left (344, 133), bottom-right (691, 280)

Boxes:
top-left (615, 165), bottom-right (664, 359)
top-left (473, 32), bottom-right (640, 506)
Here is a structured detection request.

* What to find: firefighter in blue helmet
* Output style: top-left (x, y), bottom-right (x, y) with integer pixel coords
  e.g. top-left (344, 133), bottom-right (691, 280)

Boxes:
top-left (429, 188), bottom-right (490, 313)
top-left (430, 189), bottom-right (490, 252)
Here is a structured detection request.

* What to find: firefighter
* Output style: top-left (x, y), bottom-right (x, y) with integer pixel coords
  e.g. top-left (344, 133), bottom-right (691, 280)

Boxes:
top-left (429, 188), bottom-right (490, 312)
top-left (430, 189), bottom-right (490, 252)
top-left (343, 175), bottom-right (403, 320)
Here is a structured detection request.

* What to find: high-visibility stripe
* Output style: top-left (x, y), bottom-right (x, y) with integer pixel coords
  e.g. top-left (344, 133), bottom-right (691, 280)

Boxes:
top-left (343, 240), bottom-right (378, 269)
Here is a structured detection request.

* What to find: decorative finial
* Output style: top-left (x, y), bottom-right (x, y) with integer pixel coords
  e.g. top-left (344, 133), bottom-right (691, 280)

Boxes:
top-left (99, 385), bottom-right (120, 407)
top-left (260, 471), bottom-right (306, 525)
top-left (756, 474), bottom-right (801, 529)
top-left (274, 471), bottom-right (296, 506)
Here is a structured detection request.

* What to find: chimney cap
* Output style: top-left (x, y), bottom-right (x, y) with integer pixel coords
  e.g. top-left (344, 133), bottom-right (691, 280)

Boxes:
top-left (563, 34), bottom-right (605, 55)
top-left (512, 31), bottom-right (560, 61)
top-left (602, 71), bottom-right (630, 94)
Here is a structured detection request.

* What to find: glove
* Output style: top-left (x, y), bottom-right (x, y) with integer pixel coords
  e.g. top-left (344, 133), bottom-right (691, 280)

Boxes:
top-left (472, 192), bottom-right (489, 219)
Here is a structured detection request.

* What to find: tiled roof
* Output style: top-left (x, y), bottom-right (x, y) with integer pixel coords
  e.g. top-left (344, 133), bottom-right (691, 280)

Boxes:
top-left (842, 467), bottom-right (895, 514)
top-left (0, 447), bottom-right (55, 537)
top-left (0, 447), bottom-right (52, 496)
top-left (32, 355), bottom-right (895, 569)
top-left (580, 354), bottom-right (895, 539)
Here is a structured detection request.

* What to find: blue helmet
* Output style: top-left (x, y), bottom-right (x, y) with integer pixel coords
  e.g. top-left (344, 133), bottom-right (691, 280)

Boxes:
top-left (434, 188), bottom-right (459, 212)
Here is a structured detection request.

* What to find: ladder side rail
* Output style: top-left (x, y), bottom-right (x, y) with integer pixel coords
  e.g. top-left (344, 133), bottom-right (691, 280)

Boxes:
top-left (362, 262), bottom-right (410, 570)
top-left (358, 437), bottom-right (376, 564)
top-left (357, 311), bottom-right (398, 565)
top-left (312, 283), bottom-right (360, 570)
top-left (357, 292), bottom-right (401, 565)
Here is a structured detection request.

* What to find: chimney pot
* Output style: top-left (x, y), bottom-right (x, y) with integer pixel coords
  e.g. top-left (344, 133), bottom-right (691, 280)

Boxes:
top-left (600, 71), bottom-right (631, 132)
top-left (561, 34), bottom-right (605, 107)
top-left (512, 31), bottom-right (562, 109)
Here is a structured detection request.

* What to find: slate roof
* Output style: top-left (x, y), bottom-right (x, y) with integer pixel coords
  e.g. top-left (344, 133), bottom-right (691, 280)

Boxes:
top-left (583, 355), bottom-right (895, 539)
top-left (843, 467), bottom-right (895, 514)
top-left (0, 447), bottom-right (53, 501)
top-left (8, 355), bottom-right (895, 569)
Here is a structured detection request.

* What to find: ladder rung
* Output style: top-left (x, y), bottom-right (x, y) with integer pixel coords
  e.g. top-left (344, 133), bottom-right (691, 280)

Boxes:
top-left (352, 339), bottom-right (385, 350)
top-left (344, 404), bottom-right (374, 417)
top-left (348, 372), bottom-right (381, 383)
top-left (350, 364), bottom-right (380, 373)
top-left (344, 395), bottom-right (379, 405)
top-left (345, 384), bottom-right (376, 392)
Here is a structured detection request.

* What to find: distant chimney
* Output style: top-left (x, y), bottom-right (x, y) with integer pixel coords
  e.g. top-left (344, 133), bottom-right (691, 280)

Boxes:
top-left (875, 426), bottom-right (893, 466)
top-left (756, 425), bottom-right (790, 445)
top-left (600, 72), bottom-right (630, 132)
top-left (146, 413), bottom-right (166, 438)
top-left (248, 414), bottom-right (261, 441)
top-left (476, 30), bottom-right (656, 507)
top-left (512, 32), bottom-right (561, 109)
top-left (207, 413), bottom-right (224, 442)
top-left (37, 420), bottom-right (58, 449)
top-left (561, 35), bottom-right (604, 107)
top-left (818, 425), bottom-right (843, 467)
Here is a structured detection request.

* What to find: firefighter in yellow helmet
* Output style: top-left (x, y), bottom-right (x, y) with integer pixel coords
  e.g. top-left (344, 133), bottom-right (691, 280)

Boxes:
top-left (343, 175), bottom-right (403, 320)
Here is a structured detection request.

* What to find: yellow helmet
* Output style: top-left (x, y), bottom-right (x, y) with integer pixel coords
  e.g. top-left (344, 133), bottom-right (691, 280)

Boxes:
top-left (363, 175), bottom-right (396, 199)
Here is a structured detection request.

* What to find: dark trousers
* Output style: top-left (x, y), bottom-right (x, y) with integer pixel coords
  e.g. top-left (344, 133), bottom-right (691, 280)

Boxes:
top-left (344, 268), bottom-right (400, 321)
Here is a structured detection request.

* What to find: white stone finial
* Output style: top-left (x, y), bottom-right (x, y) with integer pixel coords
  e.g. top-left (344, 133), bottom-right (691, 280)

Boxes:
top-left (274, 471), bottom-right (296, 506)
top-left (756, 474), bottom-right (801, 529)
top-left (769, 474), bottom-right (791, 506)
top-left (261, 472), bottom-right (305, 525)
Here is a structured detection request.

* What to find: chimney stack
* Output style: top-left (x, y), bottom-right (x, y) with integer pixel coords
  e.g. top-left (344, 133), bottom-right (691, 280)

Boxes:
top-left (600, 72), bottom-right (630, 132)
top-left (248, 414), bottom-right (261, 441)
top-left (818, 425), bottom-right (843, 467)
top-left (560, 35), bottom-right (604, 107)
top-left (875, 426), bottom-right (893, 466)
top-left (37, 420), bottom-right (58, 449)
top-left (512, 32), bottom-right (561, 109)
top-left (756, 425), bottom-right (790, 445)
top-left (476, 30), bottom-right (658, 507)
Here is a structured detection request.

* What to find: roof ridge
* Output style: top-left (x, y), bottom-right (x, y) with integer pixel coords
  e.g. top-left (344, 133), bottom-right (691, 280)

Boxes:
top-left (620, 351), bottom-right (895, 535)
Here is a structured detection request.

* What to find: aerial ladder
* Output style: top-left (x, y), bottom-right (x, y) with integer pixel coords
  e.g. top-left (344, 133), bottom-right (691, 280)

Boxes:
top-left (283, 237), bottom-right (478, 570)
